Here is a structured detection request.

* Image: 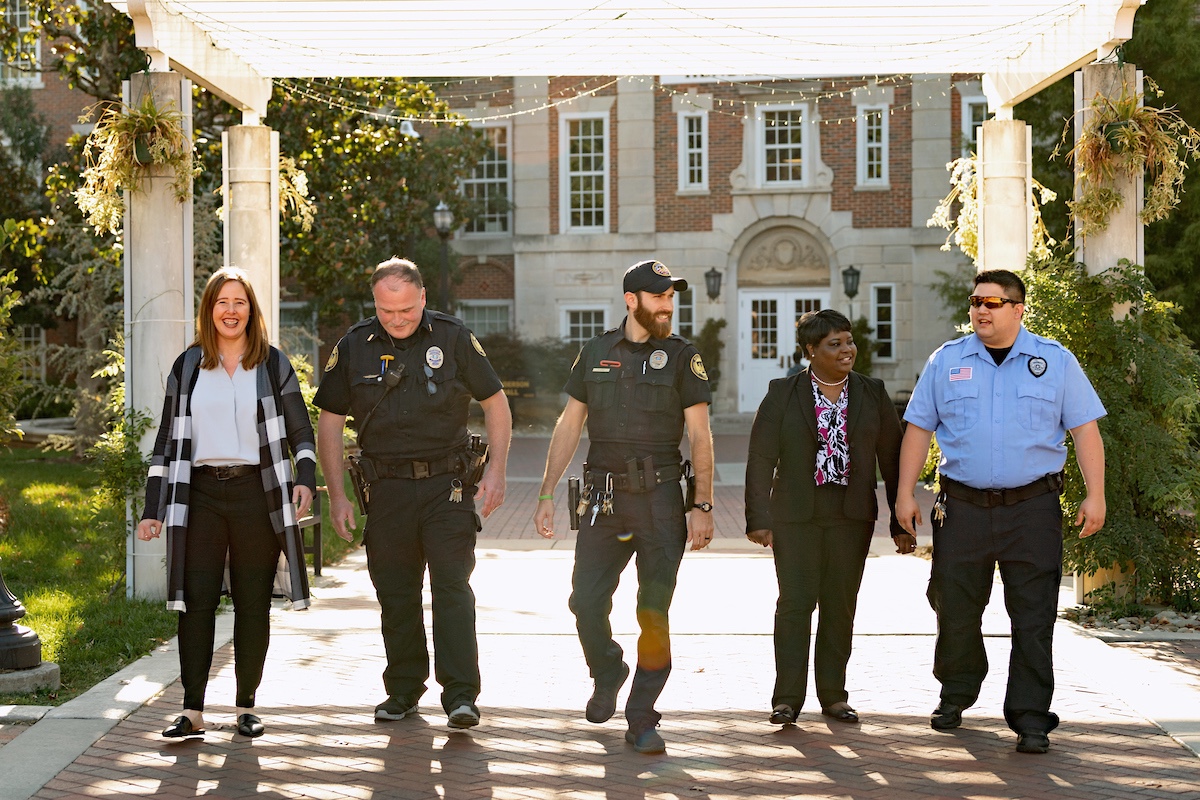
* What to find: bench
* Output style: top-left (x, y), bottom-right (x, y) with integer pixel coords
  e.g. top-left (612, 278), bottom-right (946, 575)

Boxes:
top-left (298, 486), bottom-right (326, 576)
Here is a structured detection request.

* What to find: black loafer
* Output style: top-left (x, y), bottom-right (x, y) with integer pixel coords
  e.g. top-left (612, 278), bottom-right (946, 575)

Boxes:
top-left (236, 713), bottom-right (265, 738)
top-left (769, 704), bottom-right (798, 725)
top-left (930, 701), bottom-right (963, 730)
top-left (821, 704), bottom-right (859, 723)
top-left (1016, 731), bottom-right (1050, 754)
top-left (162, 716), bottom-right (204, 738)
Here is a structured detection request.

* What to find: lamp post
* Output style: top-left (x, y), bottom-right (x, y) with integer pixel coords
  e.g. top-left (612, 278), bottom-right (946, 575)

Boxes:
top-left (433, 201), bottom-right (454, 313)
top-left (841, 265), bottom-right (861, 319)
top-left (0, 560), bottom-right (42, 671)
top-left (704, 268), bottom-right (723, 301)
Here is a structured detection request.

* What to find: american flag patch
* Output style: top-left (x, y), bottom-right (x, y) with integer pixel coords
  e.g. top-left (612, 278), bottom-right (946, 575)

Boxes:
top-left (949, 367), bottom-right (972, 381)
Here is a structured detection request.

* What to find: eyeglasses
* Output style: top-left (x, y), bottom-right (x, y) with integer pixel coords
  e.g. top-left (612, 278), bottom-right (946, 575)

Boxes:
top-left (424, 365), bottom-right (437, 395)
top-left (968, 295), bottom-right (1019, 310)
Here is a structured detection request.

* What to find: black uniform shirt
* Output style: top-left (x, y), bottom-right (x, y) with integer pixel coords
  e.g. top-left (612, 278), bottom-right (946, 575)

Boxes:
top-left (564, 318), bottom-right (711, 470)
top-left (314, 309), bottom-right (503, 461)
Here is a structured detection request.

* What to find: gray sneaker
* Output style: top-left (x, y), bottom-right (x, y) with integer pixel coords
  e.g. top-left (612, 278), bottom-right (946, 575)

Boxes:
top-left (625, 726), bottom-right (666, 754)
top-left (447, 704), bottom-right (480, 730)
top-left (374, 698), bottom-right (418, 721)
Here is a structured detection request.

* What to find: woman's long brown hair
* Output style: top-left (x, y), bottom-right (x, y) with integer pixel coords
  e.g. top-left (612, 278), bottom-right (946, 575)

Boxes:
top-left (194, 267), bottom-right (270, 370)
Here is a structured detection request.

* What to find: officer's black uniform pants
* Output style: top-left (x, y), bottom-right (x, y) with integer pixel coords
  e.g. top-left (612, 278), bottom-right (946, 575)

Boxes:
top-left (771, 485), bottom-right (873, 712)
top-left (364, 473), bottom-right (480, 713)
top-left (927, 491), bottom-right (1063, 734)
top-left (179, 471), bottom-right (281, 712)
top-left (569, 482), bottom-right (687, 733)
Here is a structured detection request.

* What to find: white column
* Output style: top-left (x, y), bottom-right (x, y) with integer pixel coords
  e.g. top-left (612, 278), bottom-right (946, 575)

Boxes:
top-left (1074, 63), bottom-right (1144, 277)
top-left (222, 125), bottom-right (281, 341)
top-left (976, 119), bottom-right (1032, 273)
top-left (124, 72), bottom-right (194, 601)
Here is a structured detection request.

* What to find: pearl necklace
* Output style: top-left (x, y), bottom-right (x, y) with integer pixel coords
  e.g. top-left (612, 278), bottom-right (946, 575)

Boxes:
top-left (811, 370), bottom-right (848, 387)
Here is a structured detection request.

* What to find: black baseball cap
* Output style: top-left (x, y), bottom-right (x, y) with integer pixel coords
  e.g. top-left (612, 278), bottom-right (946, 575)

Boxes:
top-left (623, 260), bottom-right (688, 295)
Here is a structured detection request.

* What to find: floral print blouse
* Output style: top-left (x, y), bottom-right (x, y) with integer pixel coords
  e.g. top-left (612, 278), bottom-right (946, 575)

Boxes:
top-left (811, 378), bottom-right (850, 486)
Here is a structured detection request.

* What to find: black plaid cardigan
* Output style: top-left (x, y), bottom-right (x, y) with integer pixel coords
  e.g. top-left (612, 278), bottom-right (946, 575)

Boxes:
top-left (141, 345), bottom-right (317, 611)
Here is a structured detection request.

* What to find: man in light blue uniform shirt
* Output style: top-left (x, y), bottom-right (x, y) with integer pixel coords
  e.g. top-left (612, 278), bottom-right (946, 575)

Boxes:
top-left (896, 269), bottom-right (1106, 755)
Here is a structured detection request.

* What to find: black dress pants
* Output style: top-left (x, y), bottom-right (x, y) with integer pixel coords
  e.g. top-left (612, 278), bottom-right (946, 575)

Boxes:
top-left (364, 473), bottom-right (480, 713)
top-left (179, 471), bottom-right (281, 711)
top-left (771, 484), bottom-right (873, 711)
top-left (569, 481), bottom-right (687, 733)
top-left (926, 491), bottom-right (1063, 734)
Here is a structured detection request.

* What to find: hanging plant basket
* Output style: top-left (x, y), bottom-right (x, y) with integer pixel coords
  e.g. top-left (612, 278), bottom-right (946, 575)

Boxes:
top-left (1059, 77), bottom-right (1200, 237)
top-left (74, 93), bottom-right (199, 235)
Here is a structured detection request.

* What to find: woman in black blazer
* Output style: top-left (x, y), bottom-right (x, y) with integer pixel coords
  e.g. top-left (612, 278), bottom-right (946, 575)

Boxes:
top-left (746, 309), bottom-right (915, 725)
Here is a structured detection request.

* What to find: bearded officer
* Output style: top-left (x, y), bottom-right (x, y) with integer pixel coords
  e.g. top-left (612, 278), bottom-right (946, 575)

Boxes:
top-left (315, 258), bottom-right (511, 730)
top-left (532, 259), bottom-right (715, 755)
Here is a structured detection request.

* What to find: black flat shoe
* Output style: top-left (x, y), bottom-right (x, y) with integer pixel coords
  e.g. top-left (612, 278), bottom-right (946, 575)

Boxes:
top-left (821, 704), bottom-right (859, 723)
top-left (769, 704), bottom-right (798, 725)
top-left (930, 701), bottom-right (963, 731)
top-left (236, 713), bottom-right (265, 738)
top-left (162, 716), bottom-right (205, 738)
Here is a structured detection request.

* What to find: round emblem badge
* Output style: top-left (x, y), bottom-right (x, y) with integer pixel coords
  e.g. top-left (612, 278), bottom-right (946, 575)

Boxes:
top-left (470, 333), bottom-right (487, 357)
top-left (324, 344), bottom-right (339, 373)
top-left (652, 262), bottom-right (671, 277)
top-left (1028, 357), bottom-right (1047, 378)
top-left (648, 349), bottom-right (668, 370)
top-left (690, 353), bottom-right (709, 380)
top-left (426, 346), bottom-right (445, 369)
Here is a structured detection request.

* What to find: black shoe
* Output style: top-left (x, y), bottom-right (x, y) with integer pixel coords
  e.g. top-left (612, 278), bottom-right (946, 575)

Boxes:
top-left (162, 716), bottom-right (204, 738)
top-left (1016, 731), bottom-right (1050, 754)
top-left (821, 703), bottom-right (859, 723)
top-left (374, 697), bottom-right (419, 721)
top-left (769, 704), bottom-right (798, 725)
top-left (585, 662), bottom-right (630, 724)
top-left (930, 701), bottom-right (963, 731)
top-left (447, 704), bottom-right (481, 730)
top-left (236, 713), bottom-right (265, 738)
top-left (625, 726), bottom-right (666, 754)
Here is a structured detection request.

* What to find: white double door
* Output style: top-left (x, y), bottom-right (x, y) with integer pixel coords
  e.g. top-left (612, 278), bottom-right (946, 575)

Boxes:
top-left (737, 289), bottom-right (830, 413)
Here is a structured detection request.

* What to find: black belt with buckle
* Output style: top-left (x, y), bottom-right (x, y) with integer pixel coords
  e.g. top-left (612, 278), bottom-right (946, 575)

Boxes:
top-left (195, 464), bottom-right (258, 480)
top-left (941, 473), bottom-right (1064, 508)
top-left (361, 455), bottom-right (458, 481)
top-left (584, 459), bottom-right (684, 493)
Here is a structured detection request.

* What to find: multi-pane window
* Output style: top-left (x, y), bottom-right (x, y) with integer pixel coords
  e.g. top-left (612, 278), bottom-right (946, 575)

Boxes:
top-left (762, 108), bottom-right (805, 184)
top-left (18, 323), bottom-right (44, 380)
top-left (750, 299), bottom-right (778, 360)
top-left (872, 284), bottom-right (895, 360)
top-left (857, 106), bottom-right (888, 185)
top-left (2, 0), bottom-right (38, 84)
top-left (561, 114), bottom-right (608, 232)
top-left (279, 303), bottom-right (320, 375)
top-left (565, 308), bottom-right (606, 349)
top-left (961, 97), bottom-right (988, 157)
top-left (675, 288), bottom-right (694, 339)
top-left (463, 125), bottom-right (511, 234)
top-left (678, 113), bottom-right (707, 191)
top-left (458, 301), bottom-right (512, 336)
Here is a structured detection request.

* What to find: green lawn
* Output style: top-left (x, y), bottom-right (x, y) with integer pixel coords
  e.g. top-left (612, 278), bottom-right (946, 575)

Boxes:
top-left (0, 447), bottom-right (357, 705)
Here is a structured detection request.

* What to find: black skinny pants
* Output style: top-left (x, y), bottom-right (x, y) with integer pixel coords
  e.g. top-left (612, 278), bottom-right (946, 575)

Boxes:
top-left (179, 471), bottom-right (281, 711)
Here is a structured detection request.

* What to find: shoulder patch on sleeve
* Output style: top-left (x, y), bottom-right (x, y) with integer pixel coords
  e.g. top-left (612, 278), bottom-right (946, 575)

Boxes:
top-left (690, 353), bottom-right (709, 381)
top-left (471, 333), bottom-right (486, 357)
top-left (324, 344), bottom-right (339, 373)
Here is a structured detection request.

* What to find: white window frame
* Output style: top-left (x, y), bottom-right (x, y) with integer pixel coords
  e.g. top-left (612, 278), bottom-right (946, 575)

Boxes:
top-left (18, 323), bottom-right (45, 380)
top-left (677, 111), bottom-right (708, 193)
top-left (755, 103), bottom-right (811, 188)
top-left (855, 104), bottom-right (889, 188)
top-left (457, 299), bottom-right (513, 336)
top-left (675, 287), bottom-right (695, 339)
top-left (462, 122), bottom-right (512, 236)
top-left (2, 0), bottom-right (43, 88)
top-left (558, 111), bottom-right (609, 234)
top-left (961, 95), bottom-right (988, 157)
top-left (871, 283), bottom-right (896, 363)
top-left (560, 303), bottom-right (609, 348)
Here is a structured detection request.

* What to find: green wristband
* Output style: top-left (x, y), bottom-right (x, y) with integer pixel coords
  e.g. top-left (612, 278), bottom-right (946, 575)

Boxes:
top-left (538, 494), bottom-right (554, 501)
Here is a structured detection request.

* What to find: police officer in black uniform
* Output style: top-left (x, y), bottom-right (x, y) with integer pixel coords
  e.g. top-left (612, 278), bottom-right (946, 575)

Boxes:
top-left (315, 258), bottom-right (511, 730)
top-left (533, 259), bottom-right (715, 755)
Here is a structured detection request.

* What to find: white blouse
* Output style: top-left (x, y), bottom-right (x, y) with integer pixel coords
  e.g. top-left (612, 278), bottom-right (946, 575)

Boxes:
top-left (191, 357), bottom-right (260, 466)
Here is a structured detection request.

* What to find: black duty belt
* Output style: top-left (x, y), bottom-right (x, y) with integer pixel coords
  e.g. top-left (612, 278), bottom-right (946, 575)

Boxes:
top-left (361, 454), bottom-right (458, 481)
top-left (584, 459), bottom-right (684, 493)
top-left (940, 472), bottom-right (1064, 509)
top-left (196, 464), bottom-right (258, 480)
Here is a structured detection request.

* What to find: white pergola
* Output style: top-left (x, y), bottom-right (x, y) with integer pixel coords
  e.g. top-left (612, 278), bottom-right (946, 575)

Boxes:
top-left (110, 0), bottom-right (1147, 600)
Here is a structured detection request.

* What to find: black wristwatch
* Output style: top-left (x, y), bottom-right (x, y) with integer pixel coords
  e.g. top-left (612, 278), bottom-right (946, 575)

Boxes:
top-left (693, 502), bottom-right (714, 512)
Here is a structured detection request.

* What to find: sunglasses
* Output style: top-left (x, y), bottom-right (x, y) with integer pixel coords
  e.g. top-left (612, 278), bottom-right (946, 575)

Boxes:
top-left (968, 295), bottom-right (1019, 310)
top-left (424, 365), bottom-right (438, 396)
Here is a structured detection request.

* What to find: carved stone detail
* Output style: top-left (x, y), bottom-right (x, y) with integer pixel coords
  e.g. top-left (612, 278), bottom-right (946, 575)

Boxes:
top-left (738, 228), bottom-right (829, 286)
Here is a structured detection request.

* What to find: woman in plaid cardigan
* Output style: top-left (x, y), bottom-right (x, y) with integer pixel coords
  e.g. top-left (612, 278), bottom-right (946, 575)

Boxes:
top-left (137, 267), bottom-right (316, 741)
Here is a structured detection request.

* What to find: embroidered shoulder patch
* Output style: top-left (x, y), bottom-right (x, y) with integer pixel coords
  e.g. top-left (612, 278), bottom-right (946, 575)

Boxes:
top-left (471, 333), bottom-right (487, 357)
top-left (690, 353), bottom-right (708, 380)
top-left (324, 344), bottom-right (339, 373)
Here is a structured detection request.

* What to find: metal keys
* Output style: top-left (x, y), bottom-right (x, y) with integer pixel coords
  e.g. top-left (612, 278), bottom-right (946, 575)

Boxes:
top-left (576, 482), bottom-right (593, 519)
top-left (932, 492), bottom-right (947, 523)
top-left (449, 479), bottom-right (463, 503)
top-left (601, 473), bottom-right (615, 515)
top-left (587, 474), bottom-right (616, 527)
